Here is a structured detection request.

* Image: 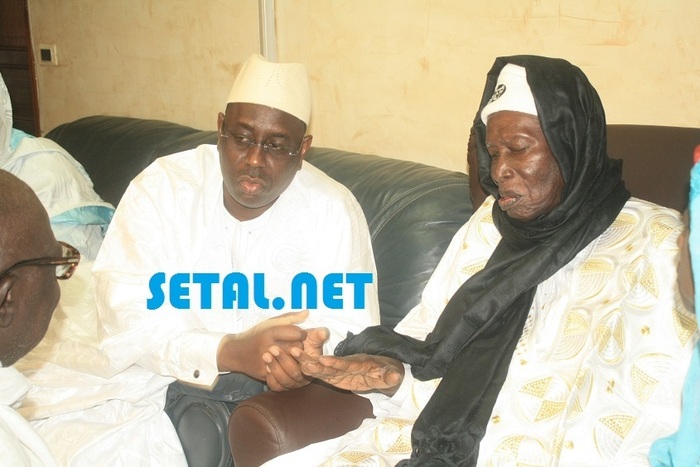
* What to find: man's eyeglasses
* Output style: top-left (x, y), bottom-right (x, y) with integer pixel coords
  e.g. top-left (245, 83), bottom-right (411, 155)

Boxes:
top-left (0, 241), bottom-right (81, 280)
top-left (220, 132), bottom-right (304, 160)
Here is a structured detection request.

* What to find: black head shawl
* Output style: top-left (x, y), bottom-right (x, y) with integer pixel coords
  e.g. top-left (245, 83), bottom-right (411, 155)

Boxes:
top-left (335, 55), bottom-right (630, 465)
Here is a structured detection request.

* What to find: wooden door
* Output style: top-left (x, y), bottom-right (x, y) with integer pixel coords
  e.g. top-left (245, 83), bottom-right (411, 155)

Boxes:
top-left (0, 0), bottom-right (40, 135)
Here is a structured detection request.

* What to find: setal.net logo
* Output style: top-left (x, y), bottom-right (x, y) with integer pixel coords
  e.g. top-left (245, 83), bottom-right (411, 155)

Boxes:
top-left (147, 272), bottom-right (374, 311)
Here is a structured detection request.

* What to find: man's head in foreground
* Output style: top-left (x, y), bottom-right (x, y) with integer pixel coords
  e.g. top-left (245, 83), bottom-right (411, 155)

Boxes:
top-left (0, 170), bottom-right (80, 366)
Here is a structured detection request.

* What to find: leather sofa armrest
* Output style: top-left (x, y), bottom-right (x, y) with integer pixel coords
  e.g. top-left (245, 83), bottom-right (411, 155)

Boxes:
top-left (229, 380), bottom-right (374, 467)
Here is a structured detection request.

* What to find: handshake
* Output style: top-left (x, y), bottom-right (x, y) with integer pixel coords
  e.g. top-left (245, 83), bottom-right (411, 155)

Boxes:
top-left (216, 310), bottom-right (404, 394)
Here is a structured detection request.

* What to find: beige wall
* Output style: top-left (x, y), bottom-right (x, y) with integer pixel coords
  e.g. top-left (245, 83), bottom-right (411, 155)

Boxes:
top-left (28, 0), bottom-right (259, 135)
top-left (29, 0), bottom-right (700, 173)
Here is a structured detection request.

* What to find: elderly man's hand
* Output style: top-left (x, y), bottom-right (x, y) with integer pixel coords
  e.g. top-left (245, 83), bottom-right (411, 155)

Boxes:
top-left (294, 352), bottom-right (405, 396)
top-left (216, 310), bottom-right (309, 381)
top-left (262, 326), bottom-right (330, 391)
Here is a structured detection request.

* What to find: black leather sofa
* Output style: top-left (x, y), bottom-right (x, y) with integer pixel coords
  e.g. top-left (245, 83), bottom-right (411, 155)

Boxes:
top-left (45, 116), bottom-right (700, 467)
top-left (45, 114), bottom-right (474, 467)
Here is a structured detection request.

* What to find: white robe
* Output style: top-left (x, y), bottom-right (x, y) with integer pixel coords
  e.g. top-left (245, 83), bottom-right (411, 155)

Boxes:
top-left (15, 261), bottom-right (187, 466)
top-left (0, 366), bottom-right (56, 467)
top-left (267, 197), bottom-right (698, 467)
top-left (1, 73), bottom-right (114, 262)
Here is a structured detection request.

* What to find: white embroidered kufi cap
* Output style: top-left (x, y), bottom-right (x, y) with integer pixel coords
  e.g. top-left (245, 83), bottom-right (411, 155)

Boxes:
top-left (480, 63), bottom-right (538, 125)
top-left (227, 54), bottom-right (311, 126)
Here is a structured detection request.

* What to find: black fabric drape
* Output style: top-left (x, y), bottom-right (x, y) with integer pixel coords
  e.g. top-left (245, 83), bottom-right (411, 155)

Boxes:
top-left (335, 55), bottom-right (630, 465)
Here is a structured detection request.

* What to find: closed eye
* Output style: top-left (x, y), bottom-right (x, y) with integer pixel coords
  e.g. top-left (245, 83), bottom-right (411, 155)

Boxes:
top-left (233, 134), bottom-right (253, 144)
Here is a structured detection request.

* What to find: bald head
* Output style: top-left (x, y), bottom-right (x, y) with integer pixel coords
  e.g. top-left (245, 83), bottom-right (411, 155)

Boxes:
top-left (0, 170), bottom-right (56, 266)
top-left (0, 170), bottom-right (61, 366)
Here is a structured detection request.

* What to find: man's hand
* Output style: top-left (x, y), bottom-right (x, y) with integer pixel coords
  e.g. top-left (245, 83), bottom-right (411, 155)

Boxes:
top-left (263, 326), bottom-right (330, 391)
top-left (216, 310), bottom-right (309, 381)
top-left (294, 351), bottom-right (405, 396)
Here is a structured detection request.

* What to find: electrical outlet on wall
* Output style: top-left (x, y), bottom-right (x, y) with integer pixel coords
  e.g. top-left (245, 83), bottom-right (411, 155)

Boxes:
top-left (38, 44), bottom-right (58, 65)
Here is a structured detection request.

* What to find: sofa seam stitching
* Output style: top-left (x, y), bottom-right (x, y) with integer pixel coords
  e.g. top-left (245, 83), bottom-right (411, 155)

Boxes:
top-left (368, 181), bottom-right (470, 241)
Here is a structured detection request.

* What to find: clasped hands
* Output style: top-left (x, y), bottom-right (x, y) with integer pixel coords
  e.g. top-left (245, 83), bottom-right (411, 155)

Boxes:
top-left (216, 310), bottom-right (404, 394)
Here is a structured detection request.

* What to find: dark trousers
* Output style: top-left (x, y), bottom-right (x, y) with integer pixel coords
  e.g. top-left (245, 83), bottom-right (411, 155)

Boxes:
top-left (165, 373), bottom-right (266, 467)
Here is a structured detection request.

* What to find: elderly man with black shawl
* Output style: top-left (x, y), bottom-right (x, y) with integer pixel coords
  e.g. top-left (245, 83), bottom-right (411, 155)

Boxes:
top-left (264, 55), bottom-right (698, 466)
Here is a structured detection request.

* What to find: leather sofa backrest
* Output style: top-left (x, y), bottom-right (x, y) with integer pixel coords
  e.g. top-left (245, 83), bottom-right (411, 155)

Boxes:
top-left (607, 125), bottom-right (699, 212)
top-left (306, 148), bottom-right (471, 326)
top-left (45, 116), bottom-right (219, 208)
top-left (45, 115), bottom-right (473, 327)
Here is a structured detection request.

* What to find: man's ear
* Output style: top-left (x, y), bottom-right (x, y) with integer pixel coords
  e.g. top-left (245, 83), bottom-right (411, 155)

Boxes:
top-left (0, 276), bottom-right (16, 328)
top-left (298, 134), bottom-right (313, 164)
top-left (217, 111), bottom-right (225, 134)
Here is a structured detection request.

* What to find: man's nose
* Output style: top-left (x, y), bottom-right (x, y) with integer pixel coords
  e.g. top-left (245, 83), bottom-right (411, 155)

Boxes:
top-left (244, 144), bottom-right (267, 167)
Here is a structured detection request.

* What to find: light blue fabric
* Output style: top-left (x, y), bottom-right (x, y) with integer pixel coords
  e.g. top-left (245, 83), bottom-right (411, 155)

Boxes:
top-left (649, 160), bottom-right (700, 467)
top-left (51, 205), bottom-right (114, 227)
top-left (10, 127), bottom-right (32, 150)
top-left (50, 206), bottom-right (114, 261)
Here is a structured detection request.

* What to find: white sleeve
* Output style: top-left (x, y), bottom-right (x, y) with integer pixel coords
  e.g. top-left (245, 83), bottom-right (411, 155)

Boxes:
top-left (92, 172), bottom-right (224, 386)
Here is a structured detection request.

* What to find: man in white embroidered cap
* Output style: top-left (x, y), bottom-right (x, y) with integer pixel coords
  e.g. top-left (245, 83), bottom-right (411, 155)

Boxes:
top-left (91, 54), bottom-right (380, 466)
